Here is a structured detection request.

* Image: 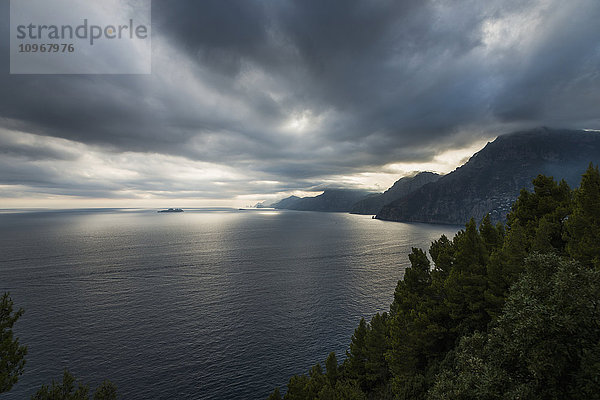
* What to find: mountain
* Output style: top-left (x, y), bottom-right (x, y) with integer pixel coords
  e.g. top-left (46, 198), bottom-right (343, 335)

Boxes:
top-left (271, 195), bottom-right (302, 209)
top-left (350, 172), bottom-right (441, 215)
top-left (272, 189), bottom-right (376, 212)
top-left (377, 128), bottom-right (600, 225)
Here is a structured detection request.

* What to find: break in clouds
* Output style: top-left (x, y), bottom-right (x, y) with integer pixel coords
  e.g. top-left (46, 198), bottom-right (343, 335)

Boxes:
top-left (1, 0), bottom-right (600, 205)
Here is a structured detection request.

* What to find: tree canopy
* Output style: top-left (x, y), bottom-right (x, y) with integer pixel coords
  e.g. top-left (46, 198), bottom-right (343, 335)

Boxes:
top-left (271, 164), bottom-right (600, 399)
top-left (31, 370), bottom-right (117, 400)
top-left (0, 292), bottom-right (27, 394)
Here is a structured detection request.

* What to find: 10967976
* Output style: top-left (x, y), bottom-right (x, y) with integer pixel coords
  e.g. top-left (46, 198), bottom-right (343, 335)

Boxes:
top-left (18, 43), bottom-right (74, 53)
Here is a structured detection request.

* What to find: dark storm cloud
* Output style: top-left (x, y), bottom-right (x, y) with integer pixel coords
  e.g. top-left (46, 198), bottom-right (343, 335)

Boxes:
top-left (1, 0), bottom-right (600, 199)
top-left (490, 3), bottom-right (600, 125)
top-left (153, 0), bottom-right (272, 75)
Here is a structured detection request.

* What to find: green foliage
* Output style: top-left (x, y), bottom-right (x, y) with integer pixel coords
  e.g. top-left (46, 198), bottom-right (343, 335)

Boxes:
top-left (429, 254), bottom-right (600, 399)
top-left (0, 292), bottom-right (27, 394)
top-left (93, 381), bottom-right (118, 400)
top-left (566, 163), bottom-right (600, 267)
top-left (427, 332), bottom-right (503, 400)
top-left (31, 370), bottom-right (89, 400)
top-left (363, 313), bottom-right (389, 388)
top-left (272, 167), bottom-right (600, 400)
top-left (507, 174), bottom-right (571, 253)
top-left (282, 358), bottom-right (368, 400)
top-left (387, 217), bottom-right (502, 399)
top-left (344, 313), bottom-right (390, 394)
top-left (31, 370), bottom-right (117, 400)
top-left (344, 318), bottom-right (368, 382)
top-left (429, 234), bottom-right (454, 276)
top-left (484, 222), bottom-right (528, 320)
top-left (444, 219), bottom-right (490, 336)
top-left (479, 215), bottom-right (504, 256)
top-left (268, 387), bottom-right (282, 400)
top-left (485, 175), bottom-right (571, 319)
top-left (387, 247), bottom-right (446, 400)
top-left (284, 374), bottom-right (311, 400)
top-left (330, 380), bottom-right (367, 400)
top-left (325, 352), bottom-right (338, 387)
top-left (404, 248), bottom-right (432, 296)
top-left (306, 364), bottom-right (327, 398)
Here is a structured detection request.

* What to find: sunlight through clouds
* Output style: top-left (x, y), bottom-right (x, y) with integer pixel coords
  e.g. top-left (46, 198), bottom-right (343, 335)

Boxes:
top-left (1, 0), bottom-right (600, 207)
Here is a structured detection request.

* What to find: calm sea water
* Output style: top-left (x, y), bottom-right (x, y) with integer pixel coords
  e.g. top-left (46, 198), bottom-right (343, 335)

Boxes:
top-left (0, 209), bottom-right (459, 399)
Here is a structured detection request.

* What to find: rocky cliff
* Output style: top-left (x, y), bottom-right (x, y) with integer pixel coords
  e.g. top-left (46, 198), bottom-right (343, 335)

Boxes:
top-left (376, 128), bottom-right (600, 225)
top-left (272, 189), bottom-right (376, 212)
top-left (350, 172), bottom-right (440, 215)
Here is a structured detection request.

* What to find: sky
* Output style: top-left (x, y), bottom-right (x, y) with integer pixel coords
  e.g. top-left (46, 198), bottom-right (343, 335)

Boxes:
top-left (1, 0), bottom-right (600, 208)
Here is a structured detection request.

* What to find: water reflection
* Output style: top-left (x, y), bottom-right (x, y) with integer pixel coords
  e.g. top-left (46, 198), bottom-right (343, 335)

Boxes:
top-left (0, 209), bottom-right (459, 400)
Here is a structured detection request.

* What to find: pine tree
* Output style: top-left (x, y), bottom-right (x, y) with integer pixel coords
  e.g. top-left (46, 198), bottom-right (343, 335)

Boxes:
top-left (566, 163), bottom-right (600, 268)
top-left (387, 248), bottom-right (448, 399)
top-left (31, 370), bottom-right (117, 400)
top-left (325, 352), bottom-right (338, 387)
top-left (93, 381), bottom-right (118, 400)
top-left (304, 364), bottom-right (327, 398)
top-left (284, 374), bottom-right (311, 400)
top-left (485, 223), bottom-right (528, 319)
top-left (444, 219), bottom-right (489, 336)
top-left (429, 235), bottom-right (454, 277)
top-left (363, 313), bottom-right (389, 391)
top-left (485, 175), bottom-right (571, 320)
top-left (0, 293), bottom-right (27, 394)
top-left (479, 215), bottom-right (503, 255)
top-left (268, 387), bottom-right (282, 400)
top-left (271, 170), bottom-right (600, 400)
top-left (345, 318), bottom-right (368, 382)
top-left (508, 175), bottom-right (571, 253)
top-left (430, 254), bottom-right (600, 399)
top-left (31, 370), bottom-right (90, 400)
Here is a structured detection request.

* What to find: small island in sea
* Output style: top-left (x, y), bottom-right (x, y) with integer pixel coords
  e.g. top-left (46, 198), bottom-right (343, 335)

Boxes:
top-left (157, 208), bottom-right (184, 213)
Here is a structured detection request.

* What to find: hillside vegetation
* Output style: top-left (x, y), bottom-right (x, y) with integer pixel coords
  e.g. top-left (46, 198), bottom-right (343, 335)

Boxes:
top-left (269, 163), bottom-right (600, 400)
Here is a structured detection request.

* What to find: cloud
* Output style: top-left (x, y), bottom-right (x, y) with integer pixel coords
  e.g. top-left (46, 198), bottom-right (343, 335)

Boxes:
top-left (1, 0), bottom-right (600, 205)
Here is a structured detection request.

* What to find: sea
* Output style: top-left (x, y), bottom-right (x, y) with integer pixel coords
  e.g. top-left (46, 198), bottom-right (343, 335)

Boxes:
top-left (0, 208), bottom-right (459, 399)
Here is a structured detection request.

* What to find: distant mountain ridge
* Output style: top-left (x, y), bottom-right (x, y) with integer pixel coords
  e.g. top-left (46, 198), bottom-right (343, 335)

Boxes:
top-left (271, 189), bottom-right (376, 212)
top-left (350, 172), bottom-right (441, 215)
top-left (269, 196), bottom-right (301, 209)
top-left (377, 128), bottom-right (600, 225)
